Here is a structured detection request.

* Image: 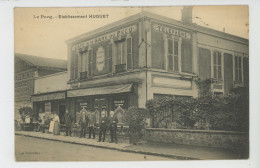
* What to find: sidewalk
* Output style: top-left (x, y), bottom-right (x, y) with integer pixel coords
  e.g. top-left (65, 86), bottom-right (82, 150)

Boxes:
top-left (15, 131), bottom-right (240, 160)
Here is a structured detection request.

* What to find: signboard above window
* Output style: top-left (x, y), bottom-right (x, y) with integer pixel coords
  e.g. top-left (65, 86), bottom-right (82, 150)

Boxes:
top-left (72, 25), bottom-right (137, 51)
top-left (153, 24), bottom-right (191, 40)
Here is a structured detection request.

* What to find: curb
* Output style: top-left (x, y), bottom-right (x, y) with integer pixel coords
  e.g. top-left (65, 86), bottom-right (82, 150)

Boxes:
top-left (15, 132), bottom-right (202, 160)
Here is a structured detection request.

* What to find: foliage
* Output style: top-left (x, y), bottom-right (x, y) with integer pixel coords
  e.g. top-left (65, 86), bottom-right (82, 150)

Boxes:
top-left (18, 106), bottom-right (34, 121)
top-left (194, 78), bottom-right (214, 97)
top-left (146, 78), bottom-right (249, 132)
top-left (125, 107), bottom-right (148, 134)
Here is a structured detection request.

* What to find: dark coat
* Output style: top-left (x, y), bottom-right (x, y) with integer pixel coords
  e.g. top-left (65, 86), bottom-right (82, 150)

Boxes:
top-left (109, 116), bottom-right (118, 128)
top-left (100, 116), bottom-right (109, 129)
top-left (79, 113), bottom-right (89, 127)
top-left (63, 113), bottom-right (73, 127)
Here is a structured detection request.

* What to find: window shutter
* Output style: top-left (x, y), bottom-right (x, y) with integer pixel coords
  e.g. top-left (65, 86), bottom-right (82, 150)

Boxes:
top-left (88, 49), bottom-right (93, 77)
top-left (126, 37), bottom-right (132, 70)
top-left (108, 43), bottom-right (113, 73)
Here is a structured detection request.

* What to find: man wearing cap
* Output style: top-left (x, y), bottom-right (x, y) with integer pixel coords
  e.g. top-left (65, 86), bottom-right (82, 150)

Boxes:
top-left (97, 111), bottom-right (109, 142)
top-left (109, 111), bottom-right (118, 144)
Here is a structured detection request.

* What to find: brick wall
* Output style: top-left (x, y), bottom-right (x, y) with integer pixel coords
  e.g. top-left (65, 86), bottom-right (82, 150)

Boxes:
top-left (144, 128), bottom-right (248, 150)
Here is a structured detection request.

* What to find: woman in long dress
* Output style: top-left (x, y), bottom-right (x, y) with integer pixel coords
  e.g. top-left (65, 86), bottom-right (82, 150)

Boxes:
top-left (53, 114), bottom-right (60, 135)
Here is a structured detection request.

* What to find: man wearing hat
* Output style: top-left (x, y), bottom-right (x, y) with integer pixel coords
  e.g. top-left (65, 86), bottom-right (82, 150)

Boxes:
top-left (88, 111), bottom-right (96, 139)
top-left (79, 110), bottom-right (89, 138)
top-left (109, 111), bottom-right (118, 144)
top-left (63, 110), bottom-right (74, 136)
top-left (97, 111), bottom-right (109, 142)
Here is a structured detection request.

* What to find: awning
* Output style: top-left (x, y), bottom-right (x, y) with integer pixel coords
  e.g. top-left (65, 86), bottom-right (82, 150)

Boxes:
top-left (67, 83), bottom-right (132, 98)
top-left (31, 92), bottom-right (66, 102)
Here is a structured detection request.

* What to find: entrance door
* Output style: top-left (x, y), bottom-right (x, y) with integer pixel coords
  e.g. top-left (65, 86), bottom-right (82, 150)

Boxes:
top-left (59, 105), bottom-right (66, 124)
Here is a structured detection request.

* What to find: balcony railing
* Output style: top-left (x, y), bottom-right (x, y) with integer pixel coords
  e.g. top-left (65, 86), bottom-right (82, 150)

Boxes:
top-left (115, 64), bottom-right (126, 73)
top-left (80, 71), bottom-right (88, 80)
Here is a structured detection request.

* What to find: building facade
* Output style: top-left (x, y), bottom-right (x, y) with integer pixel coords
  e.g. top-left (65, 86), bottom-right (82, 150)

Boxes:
top-left (15, 54), bottom-right (67, 119)
top-left (64, 11), bottom-right (249, 119)
top-left (31, 71), bottom-right (69, 122)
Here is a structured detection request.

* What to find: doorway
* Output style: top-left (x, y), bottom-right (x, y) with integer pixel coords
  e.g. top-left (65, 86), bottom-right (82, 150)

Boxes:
top-left (59, 105), bottom-right (66, 124)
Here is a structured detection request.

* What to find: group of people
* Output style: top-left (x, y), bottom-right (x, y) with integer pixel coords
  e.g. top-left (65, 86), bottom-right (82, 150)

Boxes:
top-left (78, 110), bottom-right (119, 144)
top-left (37, 113), bottom-right (60, 135)
top-left (37, 110), bottom-right (119, 144)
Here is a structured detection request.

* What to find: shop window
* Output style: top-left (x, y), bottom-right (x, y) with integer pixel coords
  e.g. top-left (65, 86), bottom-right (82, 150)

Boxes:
top-left (213, 51), bottom-right (222, 80)
top-left (234, 56), bottom-right (243, 83)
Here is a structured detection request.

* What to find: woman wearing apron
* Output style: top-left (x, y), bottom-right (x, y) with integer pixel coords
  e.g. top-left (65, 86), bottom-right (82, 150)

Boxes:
top-left (53, 113), bottom-right (60, 135)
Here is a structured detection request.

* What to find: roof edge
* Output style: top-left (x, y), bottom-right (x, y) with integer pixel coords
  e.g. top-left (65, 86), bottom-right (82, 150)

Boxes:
top-left (65, 11), bottom-right (248, 46)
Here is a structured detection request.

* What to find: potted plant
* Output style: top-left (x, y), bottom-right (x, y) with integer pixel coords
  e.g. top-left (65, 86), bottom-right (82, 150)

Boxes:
top-left (125, 107), bottom-right (148, 145)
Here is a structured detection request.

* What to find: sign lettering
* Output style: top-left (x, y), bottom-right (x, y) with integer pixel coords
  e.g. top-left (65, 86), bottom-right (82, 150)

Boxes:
top-left (72, 25), bottom-right (137, 51)
top-left (153, 24), bottom-right (191, 39)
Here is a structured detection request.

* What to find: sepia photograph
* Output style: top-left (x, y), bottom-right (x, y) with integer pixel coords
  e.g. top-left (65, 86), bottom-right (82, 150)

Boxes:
top-left (14, 6), bottom-right (250, 162)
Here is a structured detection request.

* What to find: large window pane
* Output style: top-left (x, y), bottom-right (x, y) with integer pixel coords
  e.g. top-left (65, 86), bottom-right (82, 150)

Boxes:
top-left (174, 56), bottom-right (178, 71)
top-left (168, 39), bottom-right (173, 54)
top-left (174, 41), bottom-right (178, 55)
top-left (168, 54), bottom-right (173, 70)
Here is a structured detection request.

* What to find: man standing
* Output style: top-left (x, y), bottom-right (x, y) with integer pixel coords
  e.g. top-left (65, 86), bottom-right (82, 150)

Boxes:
top-left (88, 111), bottom-right (96, 139)
top-left (79, 110), bottom-right (89, 138)
top-left (97, 111), bottom-right (108, 142)
top-left (109, 111), bottom-right (118, 144)
top-left (63, 110), bottom-right (73, 136)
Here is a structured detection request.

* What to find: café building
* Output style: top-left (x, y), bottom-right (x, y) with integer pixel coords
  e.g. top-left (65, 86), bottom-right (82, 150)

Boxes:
top-left (65, 10), bottom-right (249, 119)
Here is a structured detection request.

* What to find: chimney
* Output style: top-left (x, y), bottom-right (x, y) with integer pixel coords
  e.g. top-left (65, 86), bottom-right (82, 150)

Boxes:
top-left (181, 6), bottom-right (193, 24)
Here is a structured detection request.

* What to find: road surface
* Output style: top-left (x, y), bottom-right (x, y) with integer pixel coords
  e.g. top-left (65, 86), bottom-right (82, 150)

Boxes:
top-left (15, 135), bottom-right (173, 161)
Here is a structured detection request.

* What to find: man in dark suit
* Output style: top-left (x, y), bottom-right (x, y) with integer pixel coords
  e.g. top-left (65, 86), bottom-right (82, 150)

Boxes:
top-left (63, 110), bottom-right (74, 136)
top-left (88, 111), bottom-right (96, 139)
top-left (109, 111), bottom-right (118, 144)
top-left (79, 110), bottom-right (89, 138)
top-left (97, 111), bottom-right (109, 142)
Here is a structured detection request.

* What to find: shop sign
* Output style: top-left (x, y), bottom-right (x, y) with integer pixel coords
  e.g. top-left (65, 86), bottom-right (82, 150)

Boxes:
top-left (96, 46), bottom-right (105, 72)
top-left (114, 100), bottom-right (125, 107)
top-left (45, 102), bottom-right (51, 113)
top-left (80, 102), bottom-right (88, 108)
top-left (72, 25), bottom-right (137, 51)
top-left (153, 24), bottom-right (191, 39)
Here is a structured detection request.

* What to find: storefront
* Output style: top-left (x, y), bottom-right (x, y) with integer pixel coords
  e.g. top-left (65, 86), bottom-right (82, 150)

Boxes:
top-left (67, 83), bottom-right (138, 122)
top-left (31, 91), bottom-right (67, 124)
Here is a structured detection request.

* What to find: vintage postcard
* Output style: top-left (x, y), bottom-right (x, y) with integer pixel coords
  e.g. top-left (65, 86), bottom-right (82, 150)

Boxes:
top-left (14, 6), bottom-right (249, 162)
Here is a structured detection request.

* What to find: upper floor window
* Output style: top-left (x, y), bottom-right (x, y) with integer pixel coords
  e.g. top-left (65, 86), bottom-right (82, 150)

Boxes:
top-left (114, 37), bottom-right (132, 72)
top-left (115, 40), bottom-right (126, 65)
top-left (164, 36), bottom-right (182, 72)
top-left (168, 39), bottom-right (179, 72)
top-left (234, 56), bottom-right (243, 82)
top-left (73, 53), bottom-right (78, 79)
top-left (213, 51), bottom-right (222, 80)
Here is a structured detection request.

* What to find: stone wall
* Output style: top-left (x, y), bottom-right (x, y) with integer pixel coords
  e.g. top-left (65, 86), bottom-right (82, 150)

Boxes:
top-left (144, 128), bottom-right (249, 150)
